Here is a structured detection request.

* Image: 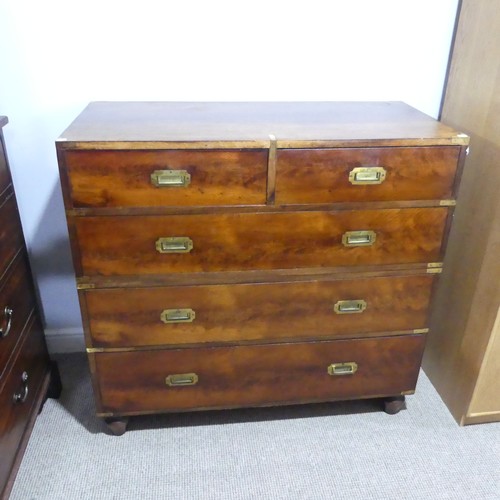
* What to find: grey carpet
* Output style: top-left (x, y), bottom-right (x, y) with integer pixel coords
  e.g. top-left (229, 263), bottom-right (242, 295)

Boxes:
top-left (10, 353), bottom-right (500, 500)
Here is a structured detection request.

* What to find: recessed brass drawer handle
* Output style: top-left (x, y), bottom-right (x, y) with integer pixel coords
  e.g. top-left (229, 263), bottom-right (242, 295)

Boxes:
top-left (342, 230), bottom-right (376, 247)
top-left (155, 237), bottom-right (193, 254)
top-left (0, 306), bottom-right (13, 338)
top-left (328, 362), bottom-right (358, 376)
top-left (165, 373), bottom-right (198, 387)
top-left (151, 169), bottom-right (191, 188)
top-left (349, 166), bottom-right (387, 185)
top-left (161, 308), bottom-right (196, 324)
top-left (334, 300), bottom-right (367, 314)
top-left (13, 371), bottom-right (29, 403)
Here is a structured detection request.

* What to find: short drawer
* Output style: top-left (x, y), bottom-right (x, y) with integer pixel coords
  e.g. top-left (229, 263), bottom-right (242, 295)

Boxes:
top-left (0, 195), bottom-right (24, 280)
top-left (95, 335), bottom-right (425, 414)
top-left (0, 140), bottom-right (10, 195)
top-left (0, 316), bottom-right (49, 488)
top-left (275, 146), bottom-right (460, 204)
top-left (0, 254), bottom-right (37, 378)
top-left (75, 208), bottom-right (448, 276)
top-left (85, 274), bottom-right (435, 347)
top-left (63, 149), bottom-right (268, 207)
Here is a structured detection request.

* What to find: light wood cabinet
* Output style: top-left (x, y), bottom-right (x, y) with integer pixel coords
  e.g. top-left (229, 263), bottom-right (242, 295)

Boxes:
top-left (422, 0), bottom-right (500, 425)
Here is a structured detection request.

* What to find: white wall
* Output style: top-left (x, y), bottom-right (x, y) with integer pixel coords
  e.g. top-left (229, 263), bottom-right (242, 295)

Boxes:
top-left (0, 0), bottom-right (459, 351)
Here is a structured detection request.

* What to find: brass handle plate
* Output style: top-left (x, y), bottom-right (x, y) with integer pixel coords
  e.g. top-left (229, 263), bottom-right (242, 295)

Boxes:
top-left (165, 373), bottom-right (198, 387)
top-left (334, 299), bottom-right (367, 314)
top-left (155, 237), bottom-right (193, 254)
top-left (328, 362), bottom-right (358, 376)
top-left (13, 371), bottom-right (29, 404)
top-left (151, 170), bottom-right (191, 188)
top-left (342, 230), bottom-right (376, 247)
top-left (161, 308), bottom-right (196, 324)
top-left (0, 306), bottom-right (13, 338)
top-left (349, 166), bottom-right (387, 185)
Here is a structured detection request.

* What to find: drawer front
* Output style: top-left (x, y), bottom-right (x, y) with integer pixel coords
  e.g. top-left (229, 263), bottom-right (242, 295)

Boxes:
top-left (276, 146), bottom-right (460, 204)
top-left (64, 149), bottom-right (268, 207)
top-left (0, 140), bottom-right (10, 195)
top-left (96, 335), bottom-right (425, 414)
top-left (0, 316), bottom-right (48, 489)
top-left (75, 208), bottom-right (448, 276)
top-left (86, 275), bottom-right (435, 347)
top-left (0, 255), bottom-right (37, 378)
top-left (0, 195), bottom-right (24, 279)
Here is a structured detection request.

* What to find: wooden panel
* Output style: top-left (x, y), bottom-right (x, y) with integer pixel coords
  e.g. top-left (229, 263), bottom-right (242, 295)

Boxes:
top-left (56, 102), bottom-right (465, 148)
top-left (276, 146), bottom-right (460, 204)
top-left (0, 195), bottom-right (24, 280)
top-left (95, 335), bottom-right (425, 414)
top-left (468, 305), bottom-right (500, 415)
top-left (0, 317), bottom-right (49, 490)
top-left (0, 254), bottom-right (36, 378)
top-left (422, 0), bottom-right (500, 424)
top-left (74, 208), bottom-right (448, 276)
top-left (0, 137), bottom-right (10, 195)
top-left (86, 274), bottom-right (435, 347)
top-left (64, 149), bottom-right (268, 208)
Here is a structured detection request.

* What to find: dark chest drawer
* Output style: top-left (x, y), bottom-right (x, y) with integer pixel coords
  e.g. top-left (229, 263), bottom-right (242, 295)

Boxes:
top-left (0, 254), bottom-right (37, 378)
top-left (0, 195), bottom-right (24, 280)
top-left (0, 316), bottom-right (49, 490)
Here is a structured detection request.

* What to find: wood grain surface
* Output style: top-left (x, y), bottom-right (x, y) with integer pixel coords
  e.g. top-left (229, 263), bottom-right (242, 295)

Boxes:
top-left (95, 335), bottom-right (425, 414)
top-left (423, 0), bottom-right (500, 424)
top-left (74, 208), bottom-right (449, 276)
top-left (85, 275), bottom-right (435, 347)
top-left (64, 149), bottom-right (268, 208)
top-left (56, 102), bottom-right (467, 149)
top-left (276, 146), bottom-right (460, 204)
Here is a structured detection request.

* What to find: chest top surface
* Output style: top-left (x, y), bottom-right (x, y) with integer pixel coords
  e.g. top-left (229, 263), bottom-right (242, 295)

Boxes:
top-left (57, 101), bottom-right (467, 149)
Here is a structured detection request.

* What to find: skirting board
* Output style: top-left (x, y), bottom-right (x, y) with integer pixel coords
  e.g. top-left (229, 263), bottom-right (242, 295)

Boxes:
top-left (44, 328), bottom-right (86, 353)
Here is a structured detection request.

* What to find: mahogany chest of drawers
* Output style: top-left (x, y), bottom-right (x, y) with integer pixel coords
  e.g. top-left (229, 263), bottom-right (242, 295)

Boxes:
top-left (56, 102), bottom-right (468, 435)
top-left (0, 117), bottom-right (60, 499)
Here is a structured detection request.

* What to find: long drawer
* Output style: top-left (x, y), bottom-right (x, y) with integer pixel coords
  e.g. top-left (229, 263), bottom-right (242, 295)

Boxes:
top-left (85, 274), bottom-right (435, 347)
top-left (0, 316), bottom-right (49, 489)
top-left (95, 335), bottom-right (425, 414)
top-left (276, 146), bottom-right (460, 204)
top-left (0, 254), bottom-right (36, 378)
top-left (74, 208), bottom-right (448, 276)
top-left (63, 149), bottom-right (268, 207)
top-left (0, 195), bottom-right (24, 280)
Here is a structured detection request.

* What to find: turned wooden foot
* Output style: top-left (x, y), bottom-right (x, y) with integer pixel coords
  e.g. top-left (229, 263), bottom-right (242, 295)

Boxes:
top-left (383, 396), bottom-right (406, 415)
top-left (104, 417), bottom-right (129, 436)
top-left (46, 361), bottom-right (62, 399)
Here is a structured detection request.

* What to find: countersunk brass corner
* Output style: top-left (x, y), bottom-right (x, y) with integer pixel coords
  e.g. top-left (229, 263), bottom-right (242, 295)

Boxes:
top-left (77, 283), bottom-right (95, 290)
top-left (439, 200), bottom-right (457, 207)
top-left (76, 276), bottom-right (95, 290)
top-left (427, 268), bottom-right (443, 274)
top-left (401, 390), bottom-right (415, 396)
top-left (427, 263), bottom-right (443, 274)
top-left (413, 328), bottom-right (429, 334)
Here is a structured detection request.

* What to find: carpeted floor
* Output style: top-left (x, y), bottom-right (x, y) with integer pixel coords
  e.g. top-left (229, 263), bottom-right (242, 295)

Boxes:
top-left (10, 353), bottom-right (500, 500)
